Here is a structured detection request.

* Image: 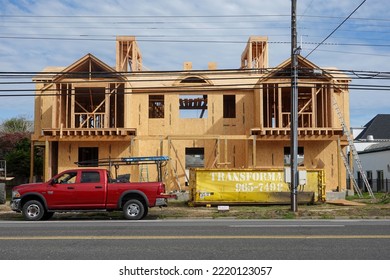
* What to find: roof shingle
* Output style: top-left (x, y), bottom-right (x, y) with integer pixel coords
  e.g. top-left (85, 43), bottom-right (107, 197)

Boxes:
top-left (355, 114), bottom-right (390, 141)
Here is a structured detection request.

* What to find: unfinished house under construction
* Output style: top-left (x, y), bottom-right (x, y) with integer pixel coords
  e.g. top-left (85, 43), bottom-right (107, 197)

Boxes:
top-left (31, 36), bottom-right (351, 202)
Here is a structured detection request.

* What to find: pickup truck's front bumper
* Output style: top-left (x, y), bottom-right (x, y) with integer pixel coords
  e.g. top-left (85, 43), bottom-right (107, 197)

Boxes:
top-left (10, 199), bottom-right (21, 212)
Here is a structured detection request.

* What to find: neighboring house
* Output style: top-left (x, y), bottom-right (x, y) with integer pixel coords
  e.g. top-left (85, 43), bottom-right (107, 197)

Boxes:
top-left (31, 36), bottom-right (351, 192)
top-left (352, 114), bottom-right (390, 192)
top-left (358, 143), bottom-right (390, 192)
top-left (350, 126), bottom-right (373, 152)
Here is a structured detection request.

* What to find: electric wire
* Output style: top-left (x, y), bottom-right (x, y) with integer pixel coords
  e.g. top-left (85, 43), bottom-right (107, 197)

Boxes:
top-left (1, 65), bottom-right (390, 102)
top-left (1, 5), bottom-right (389, 94)
top-left (304, 0), bottom-right (367, 58)
top-left (2, 13), bottom-right (390, 21)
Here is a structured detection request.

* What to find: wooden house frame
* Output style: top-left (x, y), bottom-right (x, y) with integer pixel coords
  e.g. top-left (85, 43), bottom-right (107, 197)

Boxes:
top-left (31, 36), bottom-right (350, 192)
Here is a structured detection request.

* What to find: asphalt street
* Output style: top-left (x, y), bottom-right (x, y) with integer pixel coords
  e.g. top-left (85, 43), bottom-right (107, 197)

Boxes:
top-left (0, 219), bottom-right (389, 260)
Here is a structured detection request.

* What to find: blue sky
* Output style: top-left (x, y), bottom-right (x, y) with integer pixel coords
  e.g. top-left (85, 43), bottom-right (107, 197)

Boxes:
top-left (0, 0), bottom-right (389, 127)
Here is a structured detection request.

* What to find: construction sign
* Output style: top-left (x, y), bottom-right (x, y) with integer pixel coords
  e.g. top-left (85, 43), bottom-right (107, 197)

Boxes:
top-left (188, 168), bottom-right (325, 205)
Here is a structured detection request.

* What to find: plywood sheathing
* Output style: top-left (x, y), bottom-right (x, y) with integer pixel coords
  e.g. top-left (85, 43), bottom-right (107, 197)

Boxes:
top-left (31, 36), bottom-right (351, 193)
top-left (326, 199), bottom-right (366, 206)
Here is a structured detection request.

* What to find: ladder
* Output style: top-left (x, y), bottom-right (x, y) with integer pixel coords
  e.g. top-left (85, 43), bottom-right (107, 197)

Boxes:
top-left (332, 96), bottom-right (374, 198)
top-left (338, 147), bottom-right (363, 198)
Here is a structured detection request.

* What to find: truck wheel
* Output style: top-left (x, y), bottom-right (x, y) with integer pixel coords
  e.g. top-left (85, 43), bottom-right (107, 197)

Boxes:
top-left (0, 183), bottom-right (5, 205)
top-left (123, 199), bottom-right (144, 220)
top-left (22, 200), bottom-right (45, 221)
top-left (142, 207), bottom-right (149, 219)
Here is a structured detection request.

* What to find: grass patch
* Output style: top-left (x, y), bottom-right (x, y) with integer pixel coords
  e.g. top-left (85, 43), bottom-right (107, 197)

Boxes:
top-left (2, 194), bottom-right (390, 220)
top-left (346, 193), bottom-right (369, 200)
top-left (281, 212), bottom-right (296, 219)
top-left (348, 192), bottom-right (390, 205)
top-left (378, 193), bottom-right (390, 204)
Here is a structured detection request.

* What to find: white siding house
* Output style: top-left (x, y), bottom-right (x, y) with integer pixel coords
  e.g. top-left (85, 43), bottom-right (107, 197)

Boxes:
top-left (352, 114), bottom-right (390, 192)
top-left (358, 143), bottom-right (390, 192)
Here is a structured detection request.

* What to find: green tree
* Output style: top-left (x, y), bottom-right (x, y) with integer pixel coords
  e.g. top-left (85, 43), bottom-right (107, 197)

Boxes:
top-left (0, 117), bottom-right (37, 184)
top-left (4, 138), bottom-right (30, 181)
top-left (0, 116), bottom-right (33, 133)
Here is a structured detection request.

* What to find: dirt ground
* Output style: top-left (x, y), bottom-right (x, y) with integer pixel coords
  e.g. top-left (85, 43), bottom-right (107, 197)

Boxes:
top-left (1, 196), bottom-right (389, 220)
top-left (148, 199), bottom-right (390, 220)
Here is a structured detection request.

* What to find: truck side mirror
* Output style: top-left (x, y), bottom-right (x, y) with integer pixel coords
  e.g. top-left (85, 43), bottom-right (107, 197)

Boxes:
top-left (49, 179), bottom-right (58, 185)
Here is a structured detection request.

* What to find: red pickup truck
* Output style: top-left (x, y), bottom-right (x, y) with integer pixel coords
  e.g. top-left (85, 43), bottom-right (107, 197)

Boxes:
top-left (10, 168), bottom-right (175, 221)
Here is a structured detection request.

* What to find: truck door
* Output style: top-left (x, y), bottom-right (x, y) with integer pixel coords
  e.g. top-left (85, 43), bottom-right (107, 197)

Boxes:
top-left (46, 171), bottom-right (78, 208)
top-left (74, 170), bottom-right (106, 208)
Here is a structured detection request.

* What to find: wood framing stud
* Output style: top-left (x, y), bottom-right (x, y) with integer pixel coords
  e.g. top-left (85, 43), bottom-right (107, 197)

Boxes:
top-left (241, 36), bottom-right (268, 69)
top-left (116, 36), bottom-right (143, 72)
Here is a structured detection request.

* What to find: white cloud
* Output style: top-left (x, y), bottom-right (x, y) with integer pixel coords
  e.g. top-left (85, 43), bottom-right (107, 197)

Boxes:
top-left (0, 0), bottom-right (389, 126)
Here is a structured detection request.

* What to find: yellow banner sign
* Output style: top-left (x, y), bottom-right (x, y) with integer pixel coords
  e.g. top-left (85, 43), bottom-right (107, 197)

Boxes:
top-left (190, 169), bottom-right (321, 204)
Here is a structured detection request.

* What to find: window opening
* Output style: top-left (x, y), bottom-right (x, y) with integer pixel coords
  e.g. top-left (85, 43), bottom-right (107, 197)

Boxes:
top-left (109, 83), bottom-right (124, 128)
top-left (284, 146), bottom-right (304, 166)
top-left (357, 171), bottom-right (363, 189)
top-left (366, 171), bottom-right (373, 188)
top-left (180, 76), bottom-right (206, 83)
top-left (185, 147), bottom-right (205, 169)
top-left (75, 87), bottom-right (105, 128)
top-left (78, 147), bottom-right (99, 166)
top-left (377, 170), bottom-right (384, 192)
top-left (179, 95), bottom-right (208, 118)
top-left (149, 95), bottom-right (165, 118)
top-left (223, 95), bottom-right (236, 118)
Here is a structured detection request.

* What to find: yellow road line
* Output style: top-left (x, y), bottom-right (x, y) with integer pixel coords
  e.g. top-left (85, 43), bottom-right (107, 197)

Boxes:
top-left (0, 235), bottom-right (390, 240)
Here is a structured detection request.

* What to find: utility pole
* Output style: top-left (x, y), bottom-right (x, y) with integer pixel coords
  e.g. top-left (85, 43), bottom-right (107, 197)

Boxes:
top-left (290, 0), bottom-right (299, 212)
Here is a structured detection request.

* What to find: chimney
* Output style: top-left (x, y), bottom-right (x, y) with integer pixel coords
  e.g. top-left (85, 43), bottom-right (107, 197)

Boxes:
top-left (183, 62), bottom-right (192, 70)
top-left (116, 36), bottom-right (142, 72)
top-left (208, 62), bottom-right (217, 70)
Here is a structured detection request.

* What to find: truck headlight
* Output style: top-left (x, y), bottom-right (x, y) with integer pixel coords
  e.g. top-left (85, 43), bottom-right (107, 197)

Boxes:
top-left (12, 191), bottom-right (21, 199)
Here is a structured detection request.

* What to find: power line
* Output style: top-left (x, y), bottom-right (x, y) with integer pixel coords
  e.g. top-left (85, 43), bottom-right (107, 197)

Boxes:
top-left (2, 36), bottom-right (390, 50)
top-left (3, 19), bottom-right (390, 31)
top-left (1, 66), bottom-right (390, 94)
top-left (2, 66), bottom-right (390, 78)
top-left (0, 14), bottom-right (291, 19)
top-left (1, 84), bottom-right (390, 98)
top-left (305, 0), bottom-right (367, 58)
top-left (309, 48), bottom-right (390, 58)
top-left (2, 13), bottom-right (390, 22)
top-left (3, 13), bottom-right (390, 33)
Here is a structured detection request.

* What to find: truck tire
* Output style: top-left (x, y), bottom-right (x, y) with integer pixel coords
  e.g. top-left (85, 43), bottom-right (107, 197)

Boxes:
top-left (0, 183), bottom-right (5, 205)
top-left (123, 199), bottom-right (145, 220)
top-left (142, 207), bottom-right (149, 219)
top-left (22, 200), bottom-right (45, 221)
